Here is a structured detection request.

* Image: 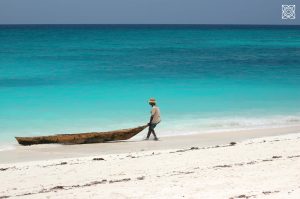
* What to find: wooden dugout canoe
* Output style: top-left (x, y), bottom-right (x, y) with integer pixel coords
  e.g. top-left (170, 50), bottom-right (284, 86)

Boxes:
top-left (15, 125), bottom-right (148, 146)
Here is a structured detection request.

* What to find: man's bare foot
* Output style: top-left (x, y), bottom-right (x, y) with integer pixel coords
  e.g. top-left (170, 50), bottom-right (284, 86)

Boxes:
top-left (154, 137), bottom-right (159, 141)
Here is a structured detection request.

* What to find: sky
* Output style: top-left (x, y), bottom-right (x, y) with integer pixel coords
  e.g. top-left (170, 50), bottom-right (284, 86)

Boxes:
top-left (0, 0), bottom-right (299, 25)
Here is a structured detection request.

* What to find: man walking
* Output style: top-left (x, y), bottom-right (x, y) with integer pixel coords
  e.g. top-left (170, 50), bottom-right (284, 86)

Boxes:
top-left (146, 98), bottom-right (161, 141)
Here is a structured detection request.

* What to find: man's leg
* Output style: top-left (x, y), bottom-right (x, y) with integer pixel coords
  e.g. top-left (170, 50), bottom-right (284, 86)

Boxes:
top-left (151, 129), bottom-right (158, 140)
top-left (146, 127), bottom-right (152, 139)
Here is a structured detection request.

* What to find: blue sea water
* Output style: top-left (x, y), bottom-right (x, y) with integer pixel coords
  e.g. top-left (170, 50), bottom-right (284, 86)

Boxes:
top-left (0, 25), bottom-right (300, 148)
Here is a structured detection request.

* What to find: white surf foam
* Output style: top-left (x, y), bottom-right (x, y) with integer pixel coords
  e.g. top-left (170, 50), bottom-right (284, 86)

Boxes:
top-left (157, 114), bottom-right (300, 136)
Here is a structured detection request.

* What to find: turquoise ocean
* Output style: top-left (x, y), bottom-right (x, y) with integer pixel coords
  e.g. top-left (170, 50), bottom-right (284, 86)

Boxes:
top-left (1, 25), bottom-right (300, 150)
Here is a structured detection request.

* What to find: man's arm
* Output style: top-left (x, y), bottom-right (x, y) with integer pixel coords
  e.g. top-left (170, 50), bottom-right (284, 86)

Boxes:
top-left (148, 115), bottom-right (154, 126)
top-left (148, 107), bottom-right (155, 125)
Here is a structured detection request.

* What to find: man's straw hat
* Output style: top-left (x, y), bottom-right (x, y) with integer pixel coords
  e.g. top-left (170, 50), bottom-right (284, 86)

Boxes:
top-left (148, 98), bottom-right (156, 104)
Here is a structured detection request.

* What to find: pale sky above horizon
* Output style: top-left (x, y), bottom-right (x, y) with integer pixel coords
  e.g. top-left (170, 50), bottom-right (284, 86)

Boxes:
top-left (0, 0), bottom-right (299, 25)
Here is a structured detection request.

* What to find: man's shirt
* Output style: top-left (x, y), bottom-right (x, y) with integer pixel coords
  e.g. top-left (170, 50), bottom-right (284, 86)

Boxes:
top-left (151, 106), bottom-right (161, 124)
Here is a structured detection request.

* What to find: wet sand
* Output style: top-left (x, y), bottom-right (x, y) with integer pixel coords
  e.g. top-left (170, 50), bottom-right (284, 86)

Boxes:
top-left (1, 125), bottom-right (300, 164)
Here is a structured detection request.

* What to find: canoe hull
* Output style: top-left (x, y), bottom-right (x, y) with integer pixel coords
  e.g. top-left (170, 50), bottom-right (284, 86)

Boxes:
top-left (15, 125), bottom-right (148, 146)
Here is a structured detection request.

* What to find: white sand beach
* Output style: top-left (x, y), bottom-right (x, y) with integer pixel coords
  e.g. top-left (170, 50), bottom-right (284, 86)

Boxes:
top-left (1, 126), bottom-right (300, 198)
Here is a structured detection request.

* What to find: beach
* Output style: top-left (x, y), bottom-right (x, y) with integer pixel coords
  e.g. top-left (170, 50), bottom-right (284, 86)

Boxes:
top-left (1, 24), bottom-right (300, 199)
top-left (1, 0), bottom-right (300, 197)
top-left (1, 126), bottom-right (300, 198)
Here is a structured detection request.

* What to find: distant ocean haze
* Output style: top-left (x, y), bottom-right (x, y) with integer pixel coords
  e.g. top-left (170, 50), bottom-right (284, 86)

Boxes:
top-left (0, 25), bottom-right (300, 146)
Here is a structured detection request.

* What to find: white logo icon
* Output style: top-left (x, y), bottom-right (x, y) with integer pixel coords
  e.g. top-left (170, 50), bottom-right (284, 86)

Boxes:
top-left (282, 5), bottom-right (296, 19)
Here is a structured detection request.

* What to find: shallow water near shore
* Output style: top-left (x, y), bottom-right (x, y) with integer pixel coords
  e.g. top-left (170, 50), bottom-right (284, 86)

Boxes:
top-left (1, 25), bottom-right (300, 148)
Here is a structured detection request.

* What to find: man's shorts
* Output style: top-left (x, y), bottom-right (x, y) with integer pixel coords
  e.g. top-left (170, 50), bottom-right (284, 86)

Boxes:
top-left (149, 123), bottom-right (158, 129)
